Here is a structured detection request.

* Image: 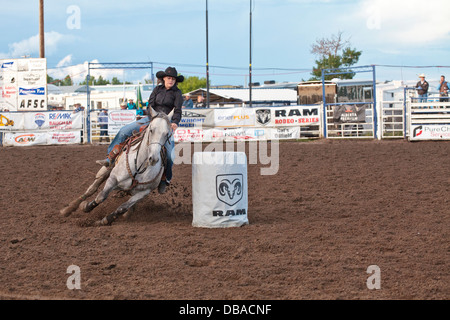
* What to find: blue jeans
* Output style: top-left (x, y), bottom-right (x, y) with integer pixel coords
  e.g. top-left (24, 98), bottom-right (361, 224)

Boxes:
top-left (107, 118), bottom-right (175, 182)
top-left (418, 94), bottom-right (428, 103)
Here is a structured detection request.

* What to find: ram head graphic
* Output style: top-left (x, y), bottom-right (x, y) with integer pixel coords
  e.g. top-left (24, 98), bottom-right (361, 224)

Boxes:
top-left (216, 174), bottom-right (244, 206)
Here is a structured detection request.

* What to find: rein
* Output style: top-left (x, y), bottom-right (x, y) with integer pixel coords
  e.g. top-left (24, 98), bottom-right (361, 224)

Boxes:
top-left (124, 113), bottom-right (171, 192)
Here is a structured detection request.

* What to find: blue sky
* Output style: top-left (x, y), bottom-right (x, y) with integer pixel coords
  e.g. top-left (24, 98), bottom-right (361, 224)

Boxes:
top-left (1, 0), bottom-right (450, 86)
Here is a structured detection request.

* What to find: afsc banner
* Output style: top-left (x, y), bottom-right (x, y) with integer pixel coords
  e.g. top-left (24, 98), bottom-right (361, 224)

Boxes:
top-left (254, 106), bottom-right (320, 127)
top-left (108, 110), bottom-right (137, 136)
top-left (0, 58), bottom-right (47, 111)
top-left (214, 108), bottom-right (256, 128)
top-left (23, 111), bottom-right (83, 130)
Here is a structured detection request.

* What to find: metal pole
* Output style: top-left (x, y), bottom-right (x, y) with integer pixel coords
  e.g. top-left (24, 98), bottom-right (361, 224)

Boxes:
top-left (322, 69), bottom-right (327, 138)
top-left (39, 0), bottom-right (45, 58)
top-left (249, 0), bottom-right (252, 108)
top-left (86, 64), bottom-right (91, 143)
top-left (206, 0), bottom-right (210, 108)
top-left (151, 62), bottom-right (155, 90)
top-left (372, 65), bottom-right (378, 139)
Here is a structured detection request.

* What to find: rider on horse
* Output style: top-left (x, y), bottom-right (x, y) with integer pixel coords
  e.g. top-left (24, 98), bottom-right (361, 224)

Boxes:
top-left (96, 66), bottom-right (184, 194)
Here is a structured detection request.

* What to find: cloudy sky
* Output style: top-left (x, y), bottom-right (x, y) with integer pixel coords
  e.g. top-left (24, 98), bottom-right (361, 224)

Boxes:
top-left (1, 0), bottom-right (450, 85)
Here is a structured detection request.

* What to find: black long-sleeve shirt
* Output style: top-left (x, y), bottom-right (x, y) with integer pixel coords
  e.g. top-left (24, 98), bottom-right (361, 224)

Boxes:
top-left (147, 84), bottom-right (183, 125)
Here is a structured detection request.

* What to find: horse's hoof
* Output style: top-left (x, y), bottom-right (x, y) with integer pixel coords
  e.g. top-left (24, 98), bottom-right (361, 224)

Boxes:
top-left (94, 217), bottom-right (110, 227)
top-left (83, 200), bottom-right (98, 213)
top-left (60, 207), bottom-right (72, 217)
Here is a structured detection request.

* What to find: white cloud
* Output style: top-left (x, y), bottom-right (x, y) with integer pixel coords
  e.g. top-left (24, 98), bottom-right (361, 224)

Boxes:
top-left (56, 54), bottom-right (73, 68)
top-left (358, 0), bottom-right (450, 45)
top-left (0, 31), bottom-right (69, 58)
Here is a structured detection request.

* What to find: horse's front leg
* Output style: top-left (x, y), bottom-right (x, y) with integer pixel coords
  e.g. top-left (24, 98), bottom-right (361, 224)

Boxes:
top-left (96, 189), bottom-right (151, 226)
top-left (82, 175), bottom-right (118, 213)
top-left (60, 166), bottom-right (111, 217)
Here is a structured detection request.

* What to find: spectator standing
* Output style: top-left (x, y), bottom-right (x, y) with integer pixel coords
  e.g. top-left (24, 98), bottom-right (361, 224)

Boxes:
top-left (98, 109), bottom-right (109, 143)
top-left (437, 75), bottom-right (449, 102)
top-left (415, 74), bottom-right (429, 103)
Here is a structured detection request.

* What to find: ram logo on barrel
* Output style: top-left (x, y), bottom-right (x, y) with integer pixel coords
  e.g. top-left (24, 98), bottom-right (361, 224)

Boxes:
top-left (216, 174), bottom-right (244, 206)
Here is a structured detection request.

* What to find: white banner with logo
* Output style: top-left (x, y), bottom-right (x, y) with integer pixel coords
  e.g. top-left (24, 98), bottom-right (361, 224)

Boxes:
top-left (108, 110), bottom-right (137, 136)
top-left (24, 111), bottom-right (83, 130)
top-left (254, 106), bottom-right (320, 127)
top-left (214, 108), bottom-right (256, 128)
top-left (174, 127), bottom-right (301, 143)
top-left (0, 58), bottom-right (47, 112)
top-left (3, 131), bottom-right (81, 146)
top-left (410, 124), bottom-right (450, 140)
top-left (179, 108), bottom-right (215, 128)
top-left (0, 112), bottom-right (25, 131)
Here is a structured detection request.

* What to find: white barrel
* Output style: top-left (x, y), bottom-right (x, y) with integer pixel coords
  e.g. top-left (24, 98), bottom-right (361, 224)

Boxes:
top-left (192, 152), bottom-right (248, 228)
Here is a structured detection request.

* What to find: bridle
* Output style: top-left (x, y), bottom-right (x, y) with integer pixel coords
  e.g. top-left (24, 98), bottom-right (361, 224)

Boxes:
top-left (125, 112), bottom-right (172, 191)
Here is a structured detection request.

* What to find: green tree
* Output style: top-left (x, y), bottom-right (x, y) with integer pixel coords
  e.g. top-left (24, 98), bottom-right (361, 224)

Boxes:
top-left (47, 74), bottom-right (54, 84)
top-left (111, 77), bottom-right (122, 85)
top-left (94, 75), bottom-right (110, 85)
top-left (309, 32), bottom-right (362, 81)
top-left (79, 75), bottom-right (94, 86)
top-left (61, 75), bottom-right (73, 86)
top-left (177, 76), bottom-right (208, 94)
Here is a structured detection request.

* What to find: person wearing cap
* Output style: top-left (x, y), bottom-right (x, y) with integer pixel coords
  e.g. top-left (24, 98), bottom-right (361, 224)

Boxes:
top-left (415, 74), bottom-right (429, 103)
top-left (120, 101), bottom-right (127, 109)
top-left (96, 66), bottom-right (184, 194)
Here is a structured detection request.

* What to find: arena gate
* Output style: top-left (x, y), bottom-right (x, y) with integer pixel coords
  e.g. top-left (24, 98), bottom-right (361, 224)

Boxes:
top-left (321, 65), bottom-right (378, 139)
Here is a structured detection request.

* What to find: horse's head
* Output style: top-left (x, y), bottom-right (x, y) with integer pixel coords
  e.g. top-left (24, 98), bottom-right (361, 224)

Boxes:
top-left (146, 107), bottom-right (173, 166)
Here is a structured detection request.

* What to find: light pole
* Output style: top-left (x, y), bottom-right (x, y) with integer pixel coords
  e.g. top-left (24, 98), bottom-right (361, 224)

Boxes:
top-left (206, 0), bottom-right (210, 108)
top-left (39, 0), bottom-right (45, 58)
top-left (249, 0), bottom-right (253, 108)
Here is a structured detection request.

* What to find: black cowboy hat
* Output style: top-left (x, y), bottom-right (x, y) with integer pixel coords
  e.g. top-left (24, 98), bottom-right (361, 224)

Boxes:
top-left (156, 67), bottom-right (184, 83)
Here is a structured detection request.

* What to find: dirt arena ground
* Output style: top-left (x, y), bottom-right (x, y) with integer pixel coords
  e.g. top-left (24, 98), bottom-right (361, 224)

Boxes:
top-left (0, 139), bottom-right (448, 300)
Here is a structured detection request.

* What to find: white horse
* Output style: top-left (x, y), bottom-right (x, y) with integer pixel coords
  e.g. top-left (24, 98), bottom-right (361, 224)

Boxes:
top-left (60, 107), bottom-right (173, 226)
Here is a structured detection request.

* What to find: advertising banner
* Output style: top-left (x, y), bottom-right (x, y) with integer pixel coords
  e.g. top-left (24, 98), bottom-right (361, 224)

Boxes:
top-left (333, 104), bottom-right (367, 123)
top-left (3, 130), bottom-right (81, 146)
top-left (47, 131), bottom-right (81, 145)
top-left (23, 111), bottom-right (83, 131)
top-left (410, 124), bottom-right (450, 140)
top-left (3, 132), bottom-right (48, 146)
top-left (255, 106), bottom-right (320, 127)
top-left (179, 108), bottom-right (215, 128)
top-left (108, 110), bottom-right (137, 136)
top-left (0, 112), bottom-right (24, 131)
top-left (173, 128), bottom-right (205, 143)
top-left (267, 127), bottom-right (301, 140)
top-left (0, 58), bottom-right (47, 111)
top-left (214, 108), bottom-right (256, 128)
